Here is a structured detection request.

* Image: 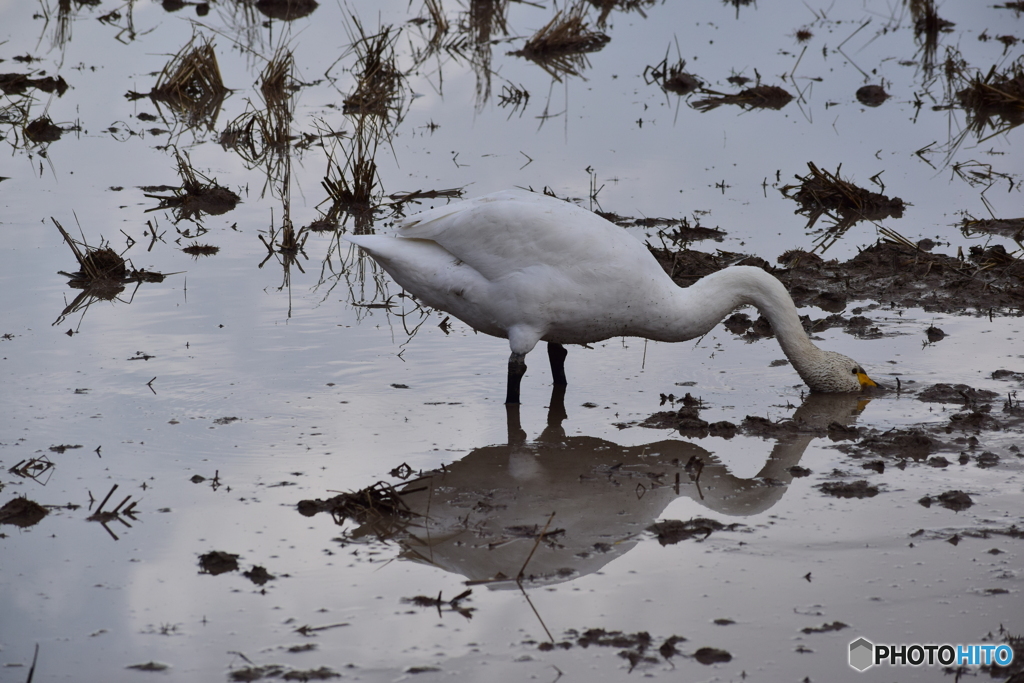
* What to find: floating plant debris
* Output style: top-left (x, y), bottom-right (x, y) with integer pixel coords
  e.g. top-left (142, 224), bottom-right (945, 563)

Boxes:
top-left (647, 518), bottom-right (743, 545)
top-left (296, 481), bottom-right (418, 526)
top-left (692, 84), bottom-right (793, 112)
top-left (182, 243), bottom-right (220, 257)
top-left (0, 72), bottom-right (69, 96)
top-left (644, 55), bottom-right (702, 96)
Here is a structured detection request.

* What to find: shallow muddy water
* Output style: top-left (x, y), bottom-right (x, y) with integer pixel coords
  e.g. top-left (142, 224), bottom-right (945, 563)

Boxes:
top-left (2, 0), bottom-right (1023, 681)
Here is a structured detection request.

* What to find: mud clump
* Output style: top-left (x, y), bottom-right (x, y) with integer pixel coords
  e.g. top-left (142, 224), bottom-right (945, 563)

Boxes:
top-left (693, 647), bottom-right (733, 664)
top-left (25, 116), bottom-right (64, 143)
top-left (0, 72), bottom-right (69, 96)
top-left (0, 497), bottom-right (49, 527)
top-left (648, 518), bottom-right (743, 545)
top-left (817, 480), bottom-right (879, 499)
top-left (918, 383), bottom-right (1000, 405)
top-left (255, 0), bottom-right (319, 21)
top-left (540, 628), bottom-right (694, 670)
top-left (919, 490), bottom-right (973, 511)
top-left (145, 150), bottom-right (240, 222)
top-left (856, 84), bottom-right (889, 107)
top-left (243, 565), bottom-right (275, 586)
top-left (845, 430), bottom-right (937, 460)
top-left (198, 550), bottom-right (240, 575)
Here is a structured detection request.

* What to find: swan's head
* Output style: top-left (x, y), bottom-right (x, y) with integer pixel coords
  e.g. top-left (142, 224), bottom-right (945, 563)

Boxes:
top-left (801, 350), bottom-right (878, 393)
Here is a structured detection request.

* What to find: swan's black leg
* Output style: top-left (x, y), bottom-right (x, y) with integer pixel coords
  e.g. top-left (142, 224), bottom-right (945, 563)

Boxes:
top-left (505, 351), bottom-right (527, 404)
top-left (547, 342), bottom-right (568, 386)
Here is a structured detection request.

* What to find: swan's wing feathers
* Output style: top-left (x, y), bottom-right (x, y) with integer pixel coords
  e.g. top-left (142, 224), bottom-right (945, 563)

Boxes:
top-left (398, 190), bottom-right (642, 282)
top-left (347, 235), bottom-right (489, 307)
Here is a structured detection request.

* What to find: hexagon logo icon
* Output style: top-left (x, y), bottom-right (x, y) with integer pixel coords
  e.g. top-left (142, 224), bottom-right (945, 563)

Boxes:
top-left (849, 637), bottom-right (874, 671)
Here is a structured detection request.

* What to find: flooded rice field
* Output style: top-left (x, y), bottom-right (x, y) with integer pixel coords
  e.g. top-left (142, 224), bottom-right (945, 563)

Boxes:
top-left (2, 0), bottom-right (1023, 680)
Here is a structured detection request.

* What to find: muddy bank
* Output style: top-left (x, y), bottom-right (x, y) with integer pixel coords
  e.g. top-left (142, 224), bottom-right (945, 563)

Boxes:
top-left (649, 240), bottom-right (1024, 316)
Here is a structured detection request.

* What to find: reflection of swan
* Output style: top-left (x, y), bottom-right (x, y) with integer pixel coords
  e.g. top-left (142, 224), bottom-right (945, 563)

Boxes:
top-left (351, 390), bottom-right (869, 587)
top-left (347, 189), bottom-right (876, 403)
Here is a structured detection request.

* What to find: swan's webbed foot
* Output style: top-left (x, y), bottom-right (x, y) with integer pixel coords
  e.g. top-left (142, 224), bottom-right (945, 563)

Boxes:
top-left (547, 342), bottom-right (568, 386)
top-left (505, 351), bottom-right (527, 404)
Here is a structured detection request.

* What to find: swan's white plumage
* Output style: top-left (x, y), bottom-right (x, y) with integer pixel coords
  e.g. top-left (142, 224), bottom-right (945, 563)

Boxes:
top-left (347, 189), bottom-right (875, 400)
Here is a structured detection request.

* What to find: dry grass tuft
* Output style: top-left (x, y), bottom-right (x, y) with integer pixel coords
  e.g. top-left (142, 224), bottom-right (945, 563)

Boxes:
top-left (342, 22), bottom-right (406, 120)
top-left (955, 58), bottom-right (1024, 140)
top-left (127, 34), bottom-right (229, 133)
top-left (51, 217), bottom-right (168, 328)
top-left (511, 2), bottom-right (610, 80)
top-left (781, 162), bottom-right (906, 249)
top-left (321, 151), bottom-right (378, 228)
top-left (145, 149), bottom-right (240, 222)
top-left (53, 218), bottom-right (128, 283)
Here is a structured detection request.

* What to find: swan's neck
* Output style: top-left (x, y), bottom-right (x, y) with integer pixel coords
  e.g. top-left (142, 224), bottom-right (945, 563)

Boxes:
top-left (661, 266), bottom-right (824, 378)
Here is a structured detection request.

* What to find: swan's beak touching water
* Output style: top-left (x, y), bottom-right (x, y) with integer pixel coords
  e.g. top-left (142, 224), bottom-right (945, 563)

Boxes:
top-left (857, 371), bottom-right (878, 389)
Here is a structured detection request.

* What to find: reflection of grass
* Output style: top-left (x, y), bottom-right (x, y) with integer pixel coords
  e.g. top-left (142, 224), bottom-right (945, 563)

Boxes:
top-left (908, 0), bottom-right (955, 77)
top-left (220, 46), bottom-right (296, 203)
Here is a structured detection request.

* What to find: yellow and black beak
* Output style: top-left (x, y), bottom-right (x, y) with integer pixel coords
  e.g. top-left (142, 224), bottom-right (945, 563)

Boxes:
top-left (857, 372), bottom-right (878, 389)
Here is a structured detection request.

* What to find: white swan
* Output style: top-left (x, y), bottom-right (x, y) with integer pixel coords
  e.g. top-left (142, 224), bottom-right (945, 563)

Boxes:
top-left (347, 189), bottom-right (876, 403)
